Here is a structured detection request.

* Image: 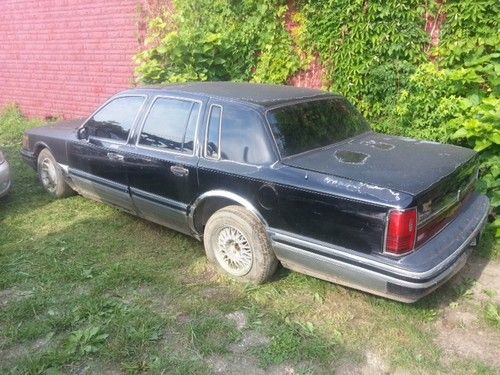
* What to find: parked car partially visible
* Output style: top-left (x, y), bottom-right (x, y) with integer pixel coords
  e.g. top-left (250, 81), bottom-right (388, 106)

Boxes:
top-left (0, 150), bottom-right (11, 197)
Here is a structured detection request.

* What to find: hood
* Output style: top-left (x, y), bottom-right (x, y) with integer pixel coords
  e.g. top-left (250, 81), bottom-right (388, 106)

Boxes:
top-left (283, 132), bottom-right (476, 195)
top-left (28, 119), bottom-right (84, 137)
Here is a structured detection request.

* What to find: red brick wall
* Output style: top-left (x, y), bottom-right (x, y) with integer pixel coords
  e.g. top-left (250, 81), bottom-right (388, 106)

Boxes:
top-left (0, 0), bottom-right (140, 119)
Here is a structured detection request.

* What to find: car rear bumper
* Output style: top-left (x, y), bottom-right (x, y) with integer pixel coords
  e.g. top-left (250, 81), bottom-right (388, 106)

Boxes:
top-left (269, 192), bottom-right (490, 303)
top-left (0, 160), bottom-right (11, 198)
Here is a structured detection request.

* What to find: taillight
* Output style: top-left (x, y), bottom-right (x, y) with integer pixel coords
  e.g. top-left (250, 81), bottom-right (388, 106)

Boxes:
top-left (385, 208), bottom-right (417, 255)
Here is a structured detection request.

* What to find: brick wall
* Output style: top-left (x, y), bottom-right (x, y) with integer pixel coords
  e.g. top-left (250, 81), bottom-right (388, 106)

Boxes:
top-left (0, 0), bottom-right (141, 119)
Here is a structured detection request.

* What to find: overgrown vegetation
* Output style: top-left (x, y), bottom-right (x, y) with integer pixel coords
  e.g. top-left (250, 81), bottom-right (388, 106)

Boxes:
top-left (135, 0), bottom-right (499, 236)
top-left (1, 106), bottom-right (499, 373)
top-left (134, 0), bottom-right (301, 84)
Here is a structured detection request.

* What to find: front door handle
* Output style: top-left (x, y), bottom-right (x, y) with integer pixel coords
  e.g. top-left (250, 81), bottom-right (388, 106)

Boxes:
top-left (170, 165), bottom-right (189, 177)
top-left (106, 152), bottom-right (124, 161)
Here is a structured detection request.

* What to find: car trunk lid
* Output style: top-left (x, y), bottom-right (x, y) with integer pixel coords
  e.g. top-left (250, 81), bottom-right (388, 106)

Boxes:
top-left (283, 132), bottom-right (477, 196)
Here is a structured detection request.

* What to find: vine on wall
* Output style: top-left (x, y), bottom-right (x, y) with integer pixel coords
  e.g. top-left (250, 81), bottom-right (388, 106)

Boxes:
top-left (135, 0), bottom-right (499, 235)
top-left (298, 0), bottom-right (429, 119)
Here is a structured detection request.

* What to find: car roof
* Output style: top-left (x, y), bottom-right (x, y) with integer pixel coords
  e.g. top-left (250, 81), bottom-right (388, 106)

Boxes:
top-left (123, 82), bottom-right (338, 108)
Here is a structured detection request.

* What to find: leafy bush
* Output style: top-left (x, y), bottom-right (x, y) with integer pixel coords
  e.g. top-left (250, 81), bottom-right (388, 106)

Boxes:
top-left (134, 0), bottom-right (499, 235)
top-left (134, 0), bottom-right (300, 84)
top-left (383, 1), bottom-right (500, 235)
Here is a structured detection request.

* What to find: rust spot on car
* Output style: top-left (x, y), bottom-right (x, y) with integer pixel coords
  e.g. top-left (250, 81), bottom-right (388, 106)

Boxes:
top-left (335, 150), bottom-right (369, 164)
top-left (360, 139), bottom-right (395, 151)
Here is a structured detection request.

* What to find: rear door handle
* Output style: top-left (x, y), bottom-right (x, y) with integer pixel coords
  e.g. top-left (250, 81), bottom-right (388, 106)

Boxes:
top-left (106, 152), bottom-right (124, 161)
top-left (170, 165), bottom-right (189, 177)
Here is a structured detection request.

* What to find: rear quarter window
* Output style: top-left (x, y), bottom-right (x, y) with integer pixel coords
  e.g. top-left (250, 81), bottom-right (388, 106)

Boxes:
top-left (219, 105), bottom-right (273, 165)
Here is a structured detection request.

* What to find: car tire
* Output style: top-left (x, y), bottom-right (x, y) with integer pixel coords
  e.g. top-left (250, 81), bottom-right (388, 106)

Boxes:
top-left (37, 148), bottom-right (74, 198)
top-left (203, 205), bottom-right (278, 284)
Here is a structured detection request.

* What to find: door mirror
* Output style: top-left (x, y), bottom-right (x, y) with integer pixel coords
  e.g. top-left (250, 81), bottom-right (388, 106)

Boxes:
top-left (77, 126), bottom-right (88, 140)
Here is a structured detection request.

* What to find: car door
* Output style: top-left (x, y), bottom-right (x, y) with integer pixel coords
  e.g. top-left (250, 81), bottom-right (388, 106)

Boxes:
top-left (124, 95), bottom-right (202, 234)
top-left (67, 95), bottom-right (147, 213)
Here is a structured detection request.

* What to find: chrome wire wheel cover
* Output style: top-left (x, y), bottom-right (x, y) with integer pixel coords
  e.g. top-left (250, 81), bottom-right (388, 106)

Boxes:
top-left (40, 158), bottom-right (57, 193)
top-left (215, 226), bottom-right (253, 276)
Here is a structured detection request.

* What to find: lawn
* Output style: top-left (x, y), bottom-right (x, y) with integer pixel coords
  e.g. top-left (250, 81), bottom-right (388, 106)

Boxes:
top-left (1, 106), bottom-right (499, 374)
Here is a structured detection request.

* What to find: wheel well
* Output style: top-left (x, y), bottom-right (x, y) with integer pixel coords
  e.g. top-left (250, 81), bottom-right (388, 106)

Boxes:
top-left (192, 197), bottom-right (241, 234)
top-left (33, 143), bottom-right (48, 161)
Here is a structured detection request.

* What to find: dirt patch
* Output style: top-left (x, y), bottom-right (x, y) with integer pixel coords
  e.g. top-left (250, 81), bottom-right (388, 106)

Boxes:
top-left (0, 335), bottom-right (53, 363)
top-left (335, 350), bottom-right (389, 375)
top-left (75, 362), bottom-right (126, 375)
top-left (434, 305), bottom-right (500, 369)
top-left (457, 257), bottom-right (500, 304)
top-left (229, 331), bottom-right (270, 354)
top-left (201, 286), bottom-right (237, 303)
top-left (432, 257), bottom-right (500, 369)
top-left (0, 289), bottom-right (17, 308)
top-left (0, 288), bottom-right (32, 309)
top-left (207, 354), bottom-right (290, 375)
top-left (225, 311), bottom-right (248, 330)
top-left (117, 286), bottom-right (178, 317)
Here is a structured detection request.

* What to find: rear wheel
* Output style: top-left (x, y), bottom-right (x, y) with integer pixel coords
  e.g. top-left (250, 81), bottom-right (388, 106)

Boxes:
top-left (37, 148), bottom-right (74, 198)
top-left (203, 205), bottom-right (278, 283)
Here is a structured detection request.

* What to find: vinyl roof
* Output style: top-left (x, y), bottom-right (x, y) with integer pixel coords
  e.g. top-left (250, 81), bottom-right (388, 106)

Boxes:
top-left (126, 82), bottom-right (335, 107)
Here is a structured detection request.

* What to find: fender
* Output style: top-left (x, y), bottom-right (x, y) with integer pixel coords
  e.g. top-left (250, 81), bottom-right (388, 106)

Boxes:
top-left (188, 189), bottom-right (268, 238)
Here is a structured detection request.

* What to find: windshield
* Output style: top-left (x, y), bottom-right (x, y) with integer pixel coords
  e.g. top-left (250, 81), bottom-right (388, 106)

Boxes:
top-left (266, 97), bottom-right (370, 158)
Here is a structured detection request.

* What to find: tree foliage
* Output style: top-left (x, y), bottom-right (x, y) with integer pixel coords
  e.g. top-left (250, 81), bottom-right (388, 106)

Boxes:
top-left (134, 0), bottom-right (301, 84)
top-left (135, 0), bottom-right (499, 235)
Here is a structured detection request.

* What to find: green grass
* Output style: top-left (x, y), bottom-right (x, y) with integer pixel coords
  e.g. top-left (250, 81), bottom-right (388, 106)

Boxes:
top-left (1, 105), bottom-right (499, 374)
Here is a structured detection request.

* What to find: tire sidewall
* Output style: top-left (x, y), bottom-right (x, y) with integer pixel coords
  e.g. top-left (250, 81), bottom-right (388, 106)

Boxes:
top-left (37, 149), bottom-right (66, 198)
top-left (204, 206), bottom-right (276, 283)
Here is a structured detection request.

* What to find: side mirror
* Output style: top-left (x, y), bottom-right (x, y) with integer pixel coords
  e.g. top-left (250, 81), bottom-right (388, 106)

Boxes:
top-left (77, 126), bottom-right (88, 140)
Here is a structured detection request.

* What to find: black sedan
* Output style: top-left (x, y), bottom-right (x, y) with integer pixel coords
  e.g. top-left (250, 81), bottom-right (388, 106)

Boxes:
top-left (21, 82), bottom-right (490, 302)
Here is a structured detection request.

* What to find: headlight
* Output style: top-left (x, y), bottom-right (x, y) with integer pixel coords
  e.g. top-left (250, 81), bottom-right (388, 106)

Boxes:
top-left (0, 151), bottom-right (5, 165)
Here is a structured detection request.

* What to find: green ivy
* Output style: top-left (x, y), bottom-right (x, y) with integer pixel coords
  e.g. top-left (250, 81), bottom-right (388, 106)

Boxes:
top-left (386, 0), bottom-right (500, 235)
top-left (135, 0), bottom-right (499, 235)
top-left (299, 0), bottom-right (428, 120)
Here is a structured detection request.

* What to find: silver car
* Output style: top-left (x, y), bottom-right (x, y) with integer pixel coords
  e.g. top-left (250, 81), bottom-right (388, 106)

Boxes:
top-left (0, 150), bottom-right (11, 197)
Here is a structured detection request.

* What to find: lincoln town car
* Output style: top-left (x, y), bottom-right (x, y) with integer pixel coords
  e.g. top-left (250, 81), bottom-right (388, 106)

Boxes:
top-left (21, 83), bottom-right (490, 302)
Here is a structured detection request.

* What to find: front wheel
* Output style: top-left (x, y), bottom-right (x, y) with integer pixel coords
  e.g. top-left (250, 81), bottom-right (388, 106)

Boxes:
top-left (37, 148), bottom-right (74, 198)
top-left (203, 205), bottom-right (278, 284)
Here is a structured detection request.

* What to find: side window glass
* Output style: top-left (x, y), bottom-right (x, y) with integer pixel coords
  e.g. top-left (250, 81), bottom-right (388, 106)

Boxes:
top-left (138, 98), bottom-right (199, 153)
top-left (86, 96), bottom-right (145, 142)
top-left (205, 105), bottom-right (222, 159)
top-left (220, 105), bottom-right (273, 165)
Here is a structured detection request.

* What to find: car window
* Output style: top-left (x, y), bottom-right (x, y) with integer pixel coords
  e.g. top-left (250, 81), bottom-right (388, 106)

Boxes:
top-left (267, 97), bottom-right (371, 157)
top-left (220, 105), bottom-right (273, 165)
top-left (86, 96), bottom-right (145, 142)
top-left (205, 105), bottom-right (222, 159)
top-left (138, 98), bottom-right (200, 154)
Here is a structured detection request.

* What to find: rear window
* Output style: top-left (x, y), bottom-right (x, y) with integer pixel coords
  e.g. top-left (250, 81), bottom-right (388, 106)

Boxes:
top-left (266, 97), bottom-right (370, 157)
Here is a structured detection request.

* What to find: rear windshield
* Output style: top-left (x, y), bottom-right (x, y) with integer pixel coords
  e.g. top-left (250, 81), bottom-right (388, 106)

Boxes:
top-left (266, 97), bottom-right (370, 158)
